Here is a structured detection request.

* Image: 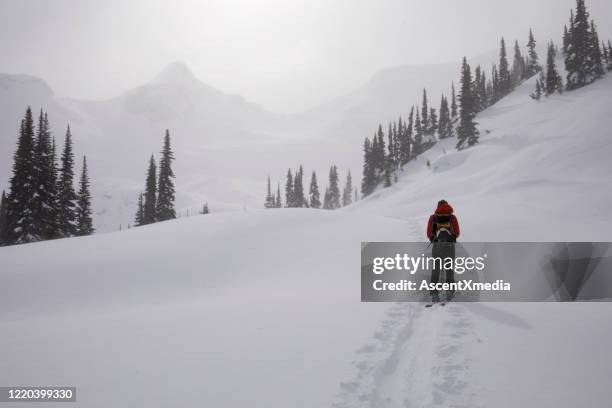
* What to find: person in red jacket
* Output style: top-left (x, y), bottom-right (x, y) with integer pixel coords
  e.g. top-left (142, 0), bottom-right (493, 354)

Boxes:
top-left (426, 200), bottom-right (460, 242)
top-left (426, 200), bottom-right (460, 304)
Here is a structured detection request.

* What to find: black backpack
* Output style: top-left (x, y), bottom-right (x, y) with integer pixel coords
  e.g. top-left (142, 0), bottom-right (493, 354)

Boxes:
top-left (432, 213), bottom-right (455, 242)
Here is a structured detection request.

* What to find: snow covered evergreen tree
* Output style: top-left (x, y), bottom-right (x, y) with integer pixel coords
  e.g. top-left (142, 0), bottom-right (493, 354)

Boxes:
top-left (6, 108), bottom-right (38, 244)
top-left (56, 124), bottom-right (78, 237)
top-left (75, 156), bottom-right (94, 236)
top-left (200, 202), bottom-right (209, 214)
top-left (590, 21), bottom-right (605, 78)
top-left (456, 57), bottom-right (479, 150)
top-left (530, 74), bottom-right (544, 100)
top-left (545, 41), bottom-right (564, 95)
top-left (285, 169), bottom-right (294, 207)
top-left (322, 186), bottom-right (331, 209)
top-left (429, 108), bottom-right (438, 136)
top-left (607, 40), bottom-right (612, 71)
top-left (450, 83), bottom-right (458, 118)
top-left (361, 137), bottom-right (376, 197)
top-left (414, 109), bottom-right (423, 156)
top-left (293, 165), bottom-right (306, 207)
top-left (498, 37), bottom-right (513, 96)
top-left (264, 176), bottom-right (275, 208)
top-left (156, 130), bottom-right (176, 221)
top-left (438, 95), bottom-right (452, 139)
top-left (512, 40), bottom-right (525, 87)
top-left (421, 90), bottom-right (429, 134)
top-left (134, 192), bottom-right (145, 226)
top-left (342, 170), bottom-right (353, 206)
top-left (275, 183), bottom-right (282, 208)
top-left (0, 191), bottom-right (7, 246)
top-left (400, 107), bottom-right (414, 165)
top-left (375, 125), bottom-right (386, 181)
top-left (565, 0), bottom-right (603, 90)
top-left (143, 155), bottom-right (157, 225)
top-left (32, 110), bottom-right (58, 240)
top-left (309, 171), bottom-right (321, 208)
top-left (328, 165), bottom-right (341, 209)
top-left (526, 28), bottom-right (540, 77)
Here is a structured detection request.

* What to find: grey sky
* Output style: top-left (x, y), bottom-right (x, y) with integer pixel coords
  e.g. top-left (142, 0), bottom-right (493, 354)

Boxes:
top-left (1, 0), bottom-right (611, 113)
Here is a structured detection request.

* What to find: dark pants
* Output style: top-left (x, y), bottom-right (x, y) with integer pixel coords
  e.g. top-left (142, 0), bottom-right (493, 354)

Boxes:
top-left (430, 242), bottom-right (455, 301)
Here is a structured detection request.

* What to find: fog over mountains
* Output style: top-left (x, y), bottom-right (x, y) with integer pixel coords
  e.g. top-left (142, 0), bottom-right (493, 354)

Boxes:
top-left (0, 53), bottom-right (498, 231)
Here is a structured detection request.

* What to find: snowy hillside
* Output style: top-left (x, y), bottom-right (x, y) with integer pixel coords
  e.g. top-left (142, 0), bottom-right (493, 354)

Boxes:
top-left (352, 73), bottom-right (612, 241)
top-left (1, 73), bottom-right (612, 407)
top-left (1, 57), bottom-right (493, 232)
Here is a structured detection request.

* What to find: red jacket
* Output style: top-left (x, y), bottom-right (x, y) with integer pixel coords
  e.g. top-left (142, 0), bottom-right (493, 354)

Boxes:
top-left (426, 202), bottom-right (460, 240)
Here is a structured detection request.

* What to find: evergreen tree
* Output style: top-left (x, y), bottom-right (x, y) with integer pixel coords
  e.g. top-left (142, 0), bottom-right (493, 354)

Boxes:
top-left (0, 191), bottom-right (7, 245)
top-left (6, 108), bottom-right (38, 244)
top-left (438, 95), bottom-right (452, 139)
top-left (477, 69), bottom-right (488, 110)
top-left (361, 137), bottom-right (376, 197)
top-left (450, 82), bottom-right (458, 118)
top-left (375, 125), bottom-right (386, 180)
top-left (342, 170), bottom-right (353, 206)
top-left (387, 122), bottom-right (396, 171)
top-left (322, 186), bottom-right (331, 210)
top-left (392, 120), bottom-right (401, 169)
top-left (498, 37), bottom-right (512, 96)
top-left (275, 183), bottom-right (282, 208)
top-left (354, 187), bottom-right (359, 202)
top-left (200, 202), bottom-right (209, 214)
top-left (565, 0), bottom-right (601, 90)
top-left (56, 124), bottom-right (78, 237)
top-left (401, 107), bottom-right (414, 164)
top-left (75, 156), bottom-right (94, 236)
top-left (491, 64), bottom-right (500, 102)
top-left (512, 40), bottom-right (525, 86)
top-left (32, 110), bottom-right (58, 240)
top-left (421, 89), bottom-right (429, 134)
top-left (328, 165), bottom-right (341, 209)
top-left (293, 165), bottom-right (306, 207)
top-left (545, 41), bottom-right (563, 95)
top-left (143, 155), bottom-right (157, 224)
top-left (414, 109), bottom-right (423, 156)
top-left (608, 40), bottom-right (612, 71)
top-left (429, 108), bottom-right (438, 136)
top-left (134, 192), bottom-right (145, 226)
top-left (473, 66), bottom-right (483, 111)
top-left (530, 75), bottom-right (544, 100)
top-left (264, 176), bottom-right (275, 208)
top-left (590, 21), bottom-right (605, 78)
top-left (309, 171), bottom-right (321, 208)
top-left (526, 28), bottom-right (540, 77)
top-left (456, 57), bottom-right (479, 150)
top-left (156, 130), bottom-right (176, 221)
top-left (285, 169), bottom-right (294, 207)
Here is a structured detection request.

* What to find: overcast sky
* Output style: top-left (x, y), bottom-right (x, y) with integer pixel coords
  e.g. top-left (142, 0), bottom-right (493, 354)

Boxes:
top-left (1, 0), bottom-right (611, 113)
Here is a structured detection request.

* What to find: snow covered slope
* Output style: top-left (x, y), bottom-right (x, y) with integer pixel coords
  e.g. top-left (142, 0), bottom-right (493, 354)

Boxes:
top-left (1, 73), bottom-right (612, 407)
top-left (0, 210), bottom-right (413, 408)
top-left (351, 73), bottom-right (612, 241)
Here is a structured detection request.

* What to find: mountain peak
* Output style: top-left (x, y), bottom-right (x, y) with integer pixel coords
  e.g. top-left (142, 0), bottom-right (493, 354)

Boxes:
top-left (153, 61), bottom-right (197, 84)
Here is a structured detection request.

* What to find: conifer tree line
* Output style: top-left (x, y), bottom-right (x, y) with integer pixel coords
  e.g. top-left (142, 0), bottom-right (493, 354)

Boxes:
top-left (264, 165), bottom-right (356, 210)
top-left (533, 0), bottom-right (610, 99)
top-left (361, 0), bottom-right (610, 197)
top-left (0, 107), bottom-right (93, 246)
top-left (134, 129), bottom-right (177, 226)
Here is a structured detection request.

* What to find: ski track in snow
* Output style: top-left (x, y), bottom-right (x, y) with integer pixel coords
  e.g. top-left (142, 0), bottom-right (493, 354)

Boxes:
top-left (334, 302), bottom-right (482, 408)
top-left (335, 218), bottom-right (480, 408)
